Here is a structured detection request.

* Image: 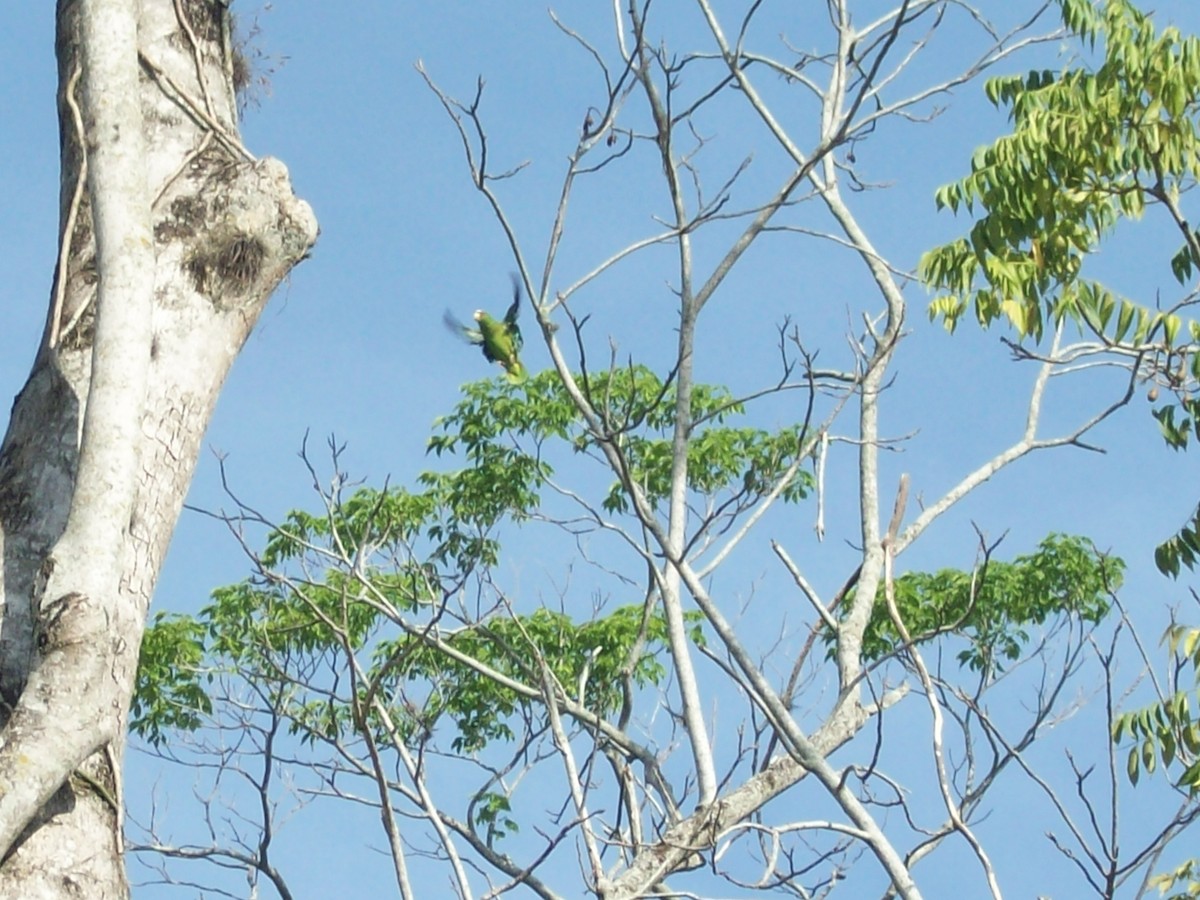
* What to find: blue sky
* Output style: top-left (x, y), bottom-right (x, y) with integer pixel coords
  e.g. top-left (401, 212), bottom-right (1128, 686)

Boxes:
top-left (5, 2), bottom-right (1200, 897)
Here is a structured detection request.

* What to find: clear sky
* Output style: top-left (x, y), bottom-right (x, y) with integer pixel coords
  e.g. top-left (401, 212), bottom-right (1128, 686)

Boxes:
top-left (5, 2), bottom-right (1200, 897)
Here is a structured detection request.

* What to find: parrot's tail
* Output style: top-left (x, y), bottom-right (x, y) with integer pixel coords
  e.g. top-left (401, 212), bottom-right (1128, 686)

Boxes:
top-left (504, 360), bottom-right (528, 383)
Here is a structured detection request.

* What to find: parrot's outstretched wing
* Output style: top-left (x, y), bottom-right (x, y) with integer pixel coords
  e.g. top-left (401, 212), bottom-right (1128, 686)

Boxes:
top-left (505, 273), bottom-right (524, 352)
top-left (444, 310), bottom-right (483, 345)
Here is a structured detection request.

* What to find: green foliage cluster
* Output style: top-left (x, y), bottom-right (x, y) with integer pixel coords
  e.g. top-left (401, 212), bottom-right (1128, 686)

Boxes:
top-left (1158, 502), bottom-right (1200, 576)
top-left (1147, 858), bottom-right (1200, 900)
top-left (1149, 390), bottom-right (1200, 576)
top-left (921, 0), bottom-right (1200, 344)
top-left (134, 529), bottom-right (689, 757)
top-left (134, 367), bottom-right (793, 751)
top-left (854, 534), bottom-right (1121, 672)
top-left (368, 604), bottom-right (696, 755)
top-left (1113, 624), bottom-right (1200, 791)
top-left (428, 367), bottom-right (813, 515)
top-left (130, 612), bottom-right (212, 745)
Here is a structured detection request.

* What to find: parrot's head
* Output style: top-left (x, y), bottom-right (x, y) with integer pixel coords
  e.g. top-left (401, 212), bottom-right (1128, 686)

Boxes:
top-left (473, 310), bottom-right (486, 322)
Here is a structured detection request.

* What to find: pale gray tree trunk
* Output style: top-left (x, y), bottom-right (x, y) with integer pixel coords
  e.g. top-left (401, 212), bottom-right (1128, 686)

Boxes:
top-left (0, 1), bottom-right (317, 895)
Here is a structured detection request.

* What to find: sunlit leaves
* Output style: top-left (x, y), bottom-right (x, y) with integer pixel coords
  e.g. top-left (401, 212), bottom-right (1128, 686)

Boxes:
top-left (852, 534), bottom-right (1121, 672)
top-left (262, 490), bottom-right (437, 568)
top-left (1150, 393), bottom-right (1200, 577)
top-left (1157, 499), bottom-right (1200, 576)
top-left (134, 367), bottom-right (793, 762)
top-left (921, 0), bottom-right (1200, 342)
top-left (369, 604), bottom-right (695, 754)
top-left (430, 367), bottom-right (813, 516)
top-left (1113, 622), bottom-right (1200, 895)
top-left (605, 422), bottom-right (812, 514)
top-left (1113, 625), bottom-right (1200, 793)
top-left (1153, 402), bottom-right (1195, 451)
top-left (135, 586), bottom-right (691, 767)
top-left (130, 612), bottom-right (212, 746)
top-left (472, 790), bottom-right (518, 847)
top-left (1146, 859), bottom-right (1200, 900)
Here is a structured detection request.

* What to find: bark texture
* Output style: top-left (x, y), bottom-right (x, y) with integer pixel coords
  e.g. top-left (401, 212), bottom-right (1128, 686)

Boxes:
top-left (0, 1), bottom-right (317, 895)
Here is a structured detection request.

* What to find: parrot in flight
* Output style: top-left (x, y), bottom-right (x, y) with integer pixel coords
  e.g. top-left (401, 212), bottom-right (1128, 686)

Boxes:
top-left (444, 274), bottom-right (527, 382)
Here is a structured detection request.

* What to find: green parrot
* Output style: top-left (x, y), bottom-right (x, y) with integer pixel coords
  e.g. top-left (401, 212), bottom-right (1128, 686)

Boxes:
top-left (444, 274), bottom-right (527, 381)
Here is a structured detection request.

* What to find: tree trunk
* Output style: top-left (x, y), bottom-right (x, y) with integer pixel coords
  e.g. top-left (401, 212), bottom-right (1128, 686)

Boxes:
top-left (0, 1), bottom-right (317, 895)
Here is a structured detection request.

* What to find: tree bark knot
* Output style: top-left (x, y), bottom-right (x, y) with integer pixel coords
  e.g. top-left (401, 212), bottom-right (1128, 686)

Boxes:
top-left (173, 157), bottom-right (317, 310)
top-left (37, 593), bottom-right (88, 652)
